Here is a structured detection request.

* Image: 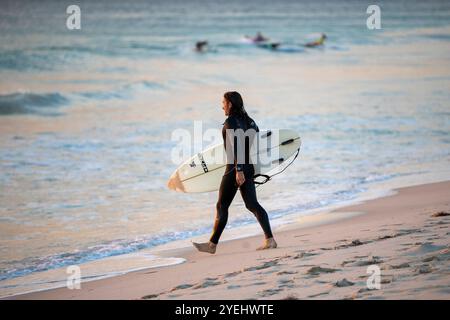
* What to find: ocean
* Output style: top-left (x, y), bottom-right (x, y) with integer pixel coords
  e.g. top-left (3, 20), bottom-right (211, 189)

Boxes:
top-left (1, 0), bottom-right (450, 296)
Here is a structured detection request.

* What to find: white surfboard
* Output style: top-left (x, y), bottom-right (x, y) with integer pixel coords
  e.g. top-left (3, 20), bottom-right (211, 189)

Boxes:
top-left (167, 129), bottom-right (301, 193)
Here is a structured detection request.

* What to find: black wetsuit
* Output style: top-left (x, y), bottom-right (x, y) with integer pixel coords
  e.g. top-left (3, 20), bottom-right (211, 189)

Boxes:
top-left (209, 113), bottom-right (274, 244)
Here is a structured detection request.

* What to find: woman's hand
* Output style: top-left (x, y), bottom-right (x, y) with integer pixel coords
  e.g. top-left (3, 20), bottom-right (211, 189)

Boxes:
top-left (236, 171), bottom-right (246, 187)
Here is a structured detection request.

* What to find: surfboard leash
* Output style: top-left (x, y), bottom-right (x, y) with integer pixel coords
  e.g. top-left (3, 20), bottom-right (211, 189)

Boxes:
top-left (253, 147), bottom-right (301, 188)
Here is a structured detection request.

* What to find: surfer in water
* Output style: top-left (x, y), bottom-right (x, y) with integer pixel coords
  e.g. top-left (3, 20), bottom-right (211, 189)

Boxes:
top-left (253, 31), bottom-right (268, 42)
top-left (193, 91), bottom-right (277, 254)
top-left (245, 32), bottom-right (280, 50)
top-left (195, 40), bottom-right (208, 53)
top-left (304, 33), bottom-right (327, 48)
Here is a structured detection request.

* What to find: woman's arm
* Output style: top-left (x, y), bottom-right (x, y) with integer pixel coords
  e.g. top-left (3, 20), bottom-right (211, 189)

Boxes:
top-left (223, 118), bottom-right (246, 186)
top-left (222, 118), bottom-right (244, 172)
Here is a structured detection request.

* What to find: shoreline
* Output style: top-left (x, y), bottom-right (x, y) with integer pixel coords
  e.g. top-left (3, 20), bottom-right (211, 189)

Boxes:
top-left (0, 172), bottom-right (399, 298)
top-left (6, 180), bottom-right (450, 300)
top-left (0, 173), bottom-right (435, 299)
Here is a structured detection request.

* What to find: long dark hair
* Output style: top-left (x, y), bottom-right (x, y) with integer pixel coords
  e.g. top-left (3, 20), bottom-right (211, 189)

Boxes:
top-left (224, 91), bottom-right (249, 119)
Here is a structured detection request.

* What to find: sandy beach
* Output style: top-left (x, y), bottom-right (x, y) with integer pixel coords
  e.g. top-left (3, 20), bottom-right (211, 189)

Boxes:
top-left (9, 180), bottom-right (450, 300)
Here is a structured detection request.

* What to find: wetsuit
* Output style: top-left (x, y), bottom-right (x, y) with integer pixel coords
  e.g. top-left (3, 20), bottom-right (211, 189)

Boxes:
top-left (209, 113), bottom-right (274, 244)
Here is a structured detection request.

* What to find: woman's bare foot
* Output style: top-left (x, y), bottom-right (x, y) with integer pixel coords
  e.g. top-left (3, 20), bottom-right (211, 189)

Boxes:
top-left (257, 237), bottom-right (277, 250)
top-left (192, 241), bottom-right (217, 254)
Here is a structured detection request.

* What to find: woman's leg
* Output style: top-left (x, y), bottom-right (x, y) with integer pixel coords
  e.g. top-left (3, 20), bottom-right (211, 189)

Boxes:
top-left (239, 176), bottom-right (274, 240)
top-left (209, 172), bottom-right (238, 244)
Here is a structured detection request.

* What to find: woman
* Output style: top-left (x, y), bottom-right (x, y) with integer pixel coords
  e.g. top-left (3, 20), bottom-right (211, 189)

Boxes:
top-left (193, 91), bottom-right (277, 254)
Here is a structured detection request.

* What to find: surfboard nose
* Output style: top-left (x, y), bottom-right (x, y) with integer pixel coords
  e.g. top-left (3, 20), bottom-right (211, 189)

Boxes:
top-left (167, 171), bottom-right (185, 193)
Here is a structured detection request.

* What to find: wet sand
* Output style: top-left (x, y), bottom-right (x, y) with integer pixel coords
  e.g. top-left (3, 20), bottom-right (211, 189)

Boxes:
top-left (8, 180), bottom-right (450, 300)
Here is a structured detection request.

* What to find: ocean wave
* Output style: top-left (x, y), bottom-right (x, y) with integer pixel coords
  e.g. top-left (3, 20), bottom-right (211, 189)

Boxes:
top-left (0, 43), bottom-right (177, 71)
top-left (0, 92), bottom-right (69, 116)
top-left (422, 34), bottom-right (450, 41)
top-left (0, 81), bottom-right (165, 116)
top-left (0, 227), bottom-right (211, 283)
top-left (35, 43), bottom-right (177, 58)
top-left (0, 50), bottom-right (63, 71)
top-left (78, 80), bottom-right (166, 100)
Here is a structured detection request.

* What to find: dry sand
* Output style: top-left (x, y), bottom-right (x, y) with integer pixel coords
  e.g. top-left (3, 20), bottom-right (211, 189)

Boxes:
top-left (8, 181), bottom-right (450, 300)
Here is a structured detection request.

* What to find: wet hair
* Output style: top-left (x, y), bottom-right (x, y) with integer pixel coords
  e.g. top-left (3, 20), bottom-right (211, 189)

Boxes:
top-left (224, 91), bottom-right (248, 119)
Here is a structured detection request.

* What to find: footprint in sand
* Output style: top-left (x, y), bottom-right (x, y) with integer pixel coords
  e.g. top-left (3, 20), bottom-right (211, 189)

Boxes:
top-left (193, 279), bottom-right (222, 289)
top-left (170, 283), bottom-right (194, 292)
top-left (260, 267), bottom-right (282, 275)
top-left (415, 264), bottom-right (433, 274)
top-left (395, 228), bottom-right (424, 237)
top-left (294, 251), bottom-right (320, 259)
top-left (381, 275), bottom-right (394, 284)
top-left (223, 271), bottom-right (242, 278)
top-left (386, 262), bottom-right (410, 270)
top-left (334, 278), bottom-right (354, 287)
top-left (343, 256), bottom-right (383, 267)
top-left (307, 291), bottom-right (330, 298)
top-left (258, 288), bottom-right (283, 297)
top-left (341, 259), bottom-right (356, 266)
top-left (334, 239), bottom-right (370, 250)
top-left (315, 279), bottom-right (329, 284)
top-left (377, 234), bottom-right (395, 240)
top-left (357, 287), bottom-right (378, 294)
top-left (227, 284), bottom-right (241, 290)
top-left (243, 260), bottom-right (279, 272)
top-left (358, 272), bottom-right (393, 286)
top-left (422, 255), bottom-right (437, 262)
top-left (277, 278), bottom-right (295, 288)
top-left (277, 270), bottom-right (298, 275)
top-left (306, 266), bottom-right (340, 276)
top-left (142, 294), bottom-right (159, 299)
top-left (405, 242), bottom-right (446, 256)
top-left (296, 264), bottom-right (318, 268)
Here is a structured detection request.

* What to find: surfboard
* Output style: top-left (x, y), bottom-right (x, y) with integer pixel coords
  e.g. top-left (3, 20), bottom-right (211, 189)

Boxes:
top-left (167, 129), bottom-right (301, 193)
top-left (241, 36), bottom-right (280, 50)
